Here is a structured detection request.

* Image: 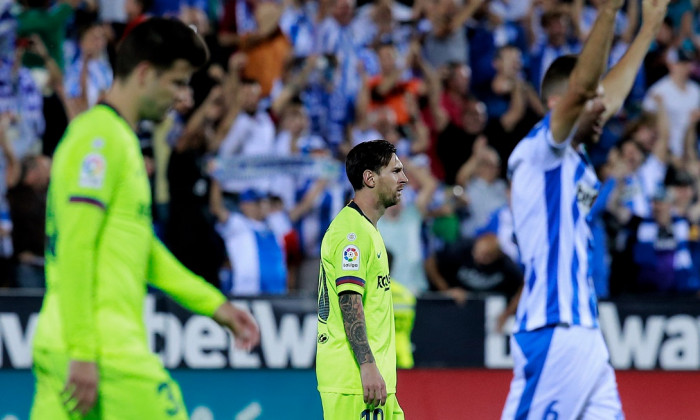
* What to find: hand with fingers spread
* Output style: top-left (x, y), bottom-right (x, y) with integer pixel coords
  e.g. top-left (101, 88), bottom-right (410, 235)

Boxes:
top-left (360, 362), bottom-right (387, 407)
top-left (63, 360), bottom-right (98, 416)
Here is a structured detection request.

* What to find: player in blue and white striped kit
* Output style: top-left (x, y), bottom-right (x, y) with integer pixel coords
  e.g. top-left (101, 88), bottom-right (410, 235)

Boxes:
top-left (501, 0), bottom-right (670, 418)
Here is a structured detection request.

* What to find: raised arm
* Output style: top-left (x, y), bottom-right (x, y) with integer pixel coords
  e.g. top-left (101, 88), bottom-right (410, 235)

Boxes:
top-left (651, 94), bottom-right (671, 164)
top-left (600, 0), bottom-right (670, 121)
top-left (550, 0), bottom-right (622, 143)
top-left (339, 292), bottom-right (387, 407)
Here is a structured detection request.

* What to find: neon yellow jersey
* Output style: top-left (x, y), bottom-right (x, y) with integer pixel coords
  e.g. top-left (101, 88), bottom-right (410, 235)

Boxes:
top-left (35, 104), bottom-right (226, 367)
top-left (316, 202), bottom-right (396, 394)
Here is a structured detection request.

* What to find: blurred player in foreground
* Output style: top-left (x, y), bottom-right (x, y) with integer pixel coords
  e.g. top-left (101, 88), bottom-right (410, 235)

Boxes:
top-left (316, 140), bottom-right (407, 419)
top-left (502, 0), bottom-right (670, 418)
top-left (31, 18), bottom-right (260, 419)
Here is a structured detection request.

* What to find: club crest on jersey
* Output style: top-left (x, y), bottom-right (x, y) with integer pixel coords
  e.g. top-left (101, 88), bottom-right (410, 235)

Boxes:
top-left (79, 153), bottom-right (106, 189)
top-left (342, 245), bottom-right (360, 271)
top-left (576, 182), bottom-right (598, 215)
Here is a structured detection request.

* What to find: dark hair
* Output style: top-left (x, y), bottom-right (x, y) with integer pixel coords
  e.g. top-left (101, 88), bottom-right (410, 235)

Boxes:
top-left (75, 12), bottom-right (101, 41)
top-left (115, 18), bottom-right (209, 79)
top-left (138, 0), bottom-right (155, 13)
top-left (540, 54), bottom-right (577, 103)
top-left (541, 10), bottom-right (565, 28)
top-left (19, 155), bottom-right (41, 182)
top-left (617, 137), bottom-right (644, 154)
top-left (346, 140), bottom-right (396, 191)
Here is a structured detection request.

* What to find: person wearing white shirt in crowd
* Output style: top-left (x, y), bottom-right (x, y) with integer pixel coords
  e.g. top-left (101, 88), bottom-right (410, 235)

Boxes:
top-left (217, 77), bottom-right (276, 195)
top-left (642, 47), bottom-right (700, 158)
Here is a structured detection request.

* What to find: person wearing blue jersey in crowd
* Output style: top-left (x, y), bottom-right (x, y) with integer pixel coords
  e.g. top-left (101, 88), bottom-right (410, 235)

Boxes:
top-left (502, 0), bottom-right (670, 418)
top-left (211, 186), bottom-right (287, 295)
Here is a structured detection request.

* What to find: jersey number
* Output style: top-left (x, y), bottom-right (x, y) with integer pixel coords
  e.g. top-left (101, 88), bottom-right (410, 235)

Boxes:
top-left (157, 381), bottom-right (180, 416)
top-left (543, 400), bottom-right (558, 420)
top-left (361, 408), bottom-right (384, 420)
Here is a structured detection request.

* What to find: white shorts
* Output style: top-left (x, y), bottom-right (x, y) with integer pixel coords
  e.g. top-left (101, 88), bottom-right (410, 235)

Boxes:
top-left (501, 325), bottom-right (624, 420)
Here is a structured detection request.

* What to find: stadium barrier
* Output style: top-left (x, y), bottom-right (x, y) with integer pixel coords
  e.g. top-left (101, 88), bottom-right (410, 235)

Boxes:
top-left (2, 292), bottom-right (700, 418)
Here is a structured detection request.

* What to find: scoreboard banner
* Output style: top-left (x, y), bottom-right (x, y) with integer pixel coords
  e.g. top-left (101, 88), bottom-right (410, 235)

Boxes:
top-left (2, 293), bottom-right (700, 370)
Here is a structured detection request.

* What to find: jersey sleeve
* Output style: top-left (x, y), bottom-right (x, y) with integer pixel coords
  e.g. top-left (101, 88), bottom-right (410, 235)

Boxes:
top-left (147, 236), bottom-right (227, 317)
top-left (332, 231), bottom-right (371, 296)
top-left (51, 126), bottom-right (123, 361)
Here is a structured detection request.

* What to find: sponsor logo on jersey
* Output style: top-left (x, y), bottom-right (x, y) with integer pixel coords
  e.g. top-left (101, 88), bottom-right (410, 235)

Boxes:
top-left (347, 232), bottom-right (356, 241)
top-left (317, 333), bottom-right (328, 344)
top-left (377, 274), bottom-right (390, 291)
top-left (342, 245), bottom-right (360, 271)
top-left (576, 182), bottom-right (598, 215)
top-left (79, 153), bottom-right (106, 189)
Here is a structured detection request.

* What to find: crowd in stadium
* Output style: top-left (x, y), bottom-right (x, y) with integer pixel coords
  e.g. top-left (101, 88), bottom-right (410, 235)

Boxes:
top-left (0, 0), bottom-right (699, 303)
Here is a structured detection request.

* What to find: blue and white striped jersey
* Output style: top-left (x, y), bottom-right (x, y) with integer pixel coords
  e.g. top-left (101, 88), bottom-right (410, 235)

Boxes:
top-left (508, 113), bottom-right (601, 333)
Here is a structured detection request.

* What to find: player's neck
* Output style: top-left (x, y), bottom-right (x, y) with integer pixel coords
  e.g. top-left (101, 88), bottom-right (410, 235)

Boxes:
top-left (103, 86), bottom-right (139, 130)
top-left (352, 193), bottom-right (385, 228)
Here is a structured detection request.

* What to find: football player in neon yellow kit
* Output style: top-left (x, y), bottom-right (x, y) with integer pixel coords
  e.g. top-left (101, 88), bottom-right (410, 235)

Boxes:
top-left (317, 140), bottom-right (407, 419)
top-left (31, 19), bottom-right (260, 419)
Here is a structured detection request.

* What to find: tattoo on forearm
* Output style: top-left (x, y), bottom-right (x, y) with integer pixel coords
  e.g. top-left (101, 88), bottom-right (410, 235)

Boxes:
top-left (339, 293), bottom-right (375, 365)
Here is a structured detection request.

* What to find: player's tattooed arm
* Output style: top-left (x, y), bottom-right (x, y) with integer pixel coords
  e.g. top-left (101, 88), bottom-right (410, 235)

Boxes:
top-left (339, 292), bottom-right (375, 365)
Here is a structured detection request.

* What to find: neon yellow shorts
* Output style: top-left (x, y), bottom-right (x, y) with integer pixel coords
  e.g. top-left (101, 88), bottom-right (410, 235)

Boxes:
top-left (30, 349), bottom-right (187, 420)
top-left (320, 392), bottom-right (404, 420)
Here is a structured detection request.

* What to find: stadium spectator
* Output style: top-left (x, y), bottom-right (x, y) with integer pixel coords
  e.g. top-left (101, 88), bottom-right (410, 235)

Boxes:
top-left (316, 0), bottom-right (374, 147)
top-left (480, 45), bottom-right (545, 169)
top-left (17, 0), bottom-right (79, 71)
top-left (218, 0), bottom-right (259, 48)
top-left (439, 62), bottom-right (471, 128)
top-left (434, 97), bottom-right (488, 186)
top-left (474, 186), bottom-right (519, 265)
top-left (528, 10), bottom-right (582, 91)
top-left (279, 0), bottom-right (318, 57)
top-left (609, 103), bottom-right (670, 218)
top-left (239, 1), bottom-right (291, 98)
top-left (212, 186), bottom-right (288, 295)
top-left (420, 0), bottom-right (481, 69)
top-left (364, 41), bottom-right (425, 127)
top-left (0, 34), bottom-right (45, 159)
top-left (430, 233), bottom-right (522, 302)
top-left (613, 185), bottom-right (699, 294)
top-left (64, 20), bottom-right (112, 115)
top-left (642, 47), bottom-right (700, 158)
top-left (7, 154), bottom-right (49, 288)
top-left (166, 85), bottom-right (227, 287)
top-left (455, 139), bottom-right (508, 239)
top-left (216, 70), bottom-right (276, 196)
top-left (468, 1), bottom-right (529, 89)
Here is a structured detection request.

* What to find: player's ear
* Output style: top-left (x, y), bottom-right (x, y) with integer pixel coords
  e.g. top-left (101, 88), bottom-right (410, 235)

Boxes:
top-left (363, 169), bottom-right (375, 188)
top-left (133, 61), bottom-right (156, 88)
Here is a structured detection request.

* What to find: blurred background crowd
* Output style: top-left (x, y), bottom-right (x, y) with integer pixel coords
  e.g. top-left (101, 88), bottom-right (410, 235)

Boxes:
top-left (1, 0), bottom-right (700, 308)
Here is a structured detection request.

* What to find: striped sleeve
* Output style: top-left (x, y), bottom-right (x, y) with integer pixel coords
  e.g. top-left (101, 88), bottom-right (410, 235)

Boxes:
top-left (336, 275), bottom-right (366, 295)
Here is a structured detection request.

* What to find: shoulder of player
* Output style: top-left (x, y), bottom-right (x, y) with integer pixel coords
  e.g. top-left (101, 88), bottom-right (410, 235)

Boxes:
top-left (62, 108), bottom-right (133, 153)
top-left (324, 209), bottom-right (374, 245)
